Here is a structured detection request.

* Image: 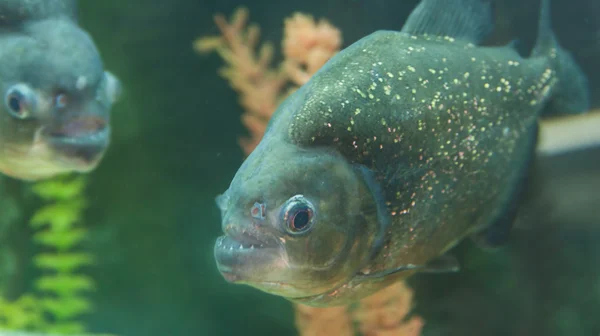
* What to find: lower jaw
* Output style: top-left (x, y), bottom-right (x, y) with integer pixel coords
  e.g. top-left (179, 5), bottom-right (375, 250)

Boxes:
top-left (35, 138), bottom-right (106, 170)
top-left (218, 271), bottom-right (296, 297)
top-left (214, 251), bottom-right (284, 289)
top-left (58, 156), bottom-right (103, 172)
top-left (0, 154), bottom-right (95, 181)
top-left (220, 270), bottom-right (243, 283)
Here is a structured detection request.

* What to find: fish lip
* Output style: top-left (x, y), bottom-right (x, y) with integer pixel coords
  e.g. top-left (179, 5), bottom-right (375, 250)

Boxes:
top-left (42, 118), bottom-right (110, 167)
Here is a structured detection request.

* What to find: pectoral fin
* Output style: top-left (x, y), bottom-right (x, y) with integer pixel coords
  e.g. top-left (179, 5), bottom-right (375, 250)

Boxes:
top-left (354, 254), bottom-right (460, 282)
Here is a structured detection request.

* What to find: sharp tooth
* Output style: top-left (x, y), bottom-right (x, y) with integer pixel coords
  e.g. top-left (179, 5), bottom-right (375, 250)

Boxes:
top-left (229, 246), bottom-right (233, 251)
top-left (239, 244), bottom-right (243, 250)
top-left (250, 245), bottom-right (254, 250)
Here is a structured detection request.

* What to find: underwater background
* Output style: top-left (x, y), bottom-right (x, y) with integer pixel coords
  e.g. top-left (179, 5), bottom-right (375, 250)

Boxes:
top-left (1, 0), bottom-right (599, 335)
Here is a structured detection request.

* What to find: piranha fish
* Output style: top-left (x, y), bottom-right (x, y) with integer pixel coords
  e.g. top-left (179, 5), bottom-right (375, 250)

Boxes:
top-left (0, 0), bottom-right (121, 181)
top-left (214, 0), bottom-right (589, 307)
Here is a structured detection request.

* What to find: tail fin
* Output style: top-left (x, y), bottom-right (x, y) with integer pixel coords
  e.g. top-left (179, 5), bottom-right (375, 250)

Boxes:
top-left (532, 0), bottom-right (589, 116)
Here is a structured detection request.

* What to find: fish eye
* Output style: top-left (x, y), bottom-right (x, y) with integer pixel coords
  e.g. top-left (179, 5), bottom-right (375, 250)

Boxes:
top-left (4, 85), bottom-right (34, 119)
top-left (54, 93), bottom-right (68, 109)
top-left (281, 195), bottom-right (315, 235)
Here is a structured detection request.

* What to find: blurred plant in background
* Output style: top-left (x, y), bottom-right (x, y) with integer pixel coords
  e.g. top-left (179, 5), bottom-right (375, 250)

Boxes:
top-left (0, 175), bottom-right (98, 335)
top-left (195, 7), bottom-right (423, 336)
top-left (194, 7), bottom-right (341, 154)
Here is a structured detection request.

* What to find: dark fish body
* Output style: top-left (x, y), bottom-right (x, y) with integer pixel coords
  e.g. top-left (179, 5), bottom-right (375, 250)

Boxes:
top-left (215, 0), bottom-right (589, 307)
top-left (282, 34), bottom-right (546, 305)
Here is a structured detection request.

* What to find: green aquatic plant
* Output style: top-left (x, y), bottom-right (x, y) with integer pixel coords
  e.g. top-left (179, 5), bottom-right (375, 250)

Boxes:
top-left (0, 175), bottom-right (96, 334)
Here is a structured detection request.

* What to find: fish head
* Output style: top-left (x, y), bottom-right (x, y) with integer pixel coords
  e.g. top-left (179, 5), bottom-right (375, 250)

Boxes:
top-left (0, 18), bottom-right (120, 180)
top-left (214, 140), bottom-right (379, 300)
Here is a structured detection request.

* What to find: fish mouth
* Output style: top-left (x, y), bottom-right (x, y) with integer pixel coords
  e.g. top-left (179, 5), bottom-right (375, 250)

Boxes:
top-left (43, 116), bottom-right (110, 170)
top-left (214, 229), bottom-right (281, 283)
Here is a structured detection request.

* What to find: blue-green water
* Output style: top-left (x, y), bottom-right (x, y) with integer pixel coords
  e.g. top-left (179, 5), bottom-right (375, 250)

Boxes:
top-left (1, 0), bottom-right (600, 335)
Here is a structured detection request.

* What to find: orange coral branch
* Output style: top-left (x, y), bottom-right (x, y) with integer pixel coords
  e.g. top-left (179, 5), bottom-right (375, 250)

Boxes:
top-left (354, 282), bottom-right (424, 336)
top-left (194, 7), bottom-right (341, 154)
top-left (194, 7), bottom-right (286, 151)
top-left (293, 281), bottom-right (422, 336)
top-left (282, 13), bottom-right (342, 86)
top-left (294, 304), bottom-right (354, 336)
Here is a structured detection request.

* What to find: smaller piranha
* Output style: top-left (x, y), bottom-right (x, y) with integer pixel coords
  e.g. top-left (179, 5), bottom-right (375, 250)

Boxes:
top-left (214, 0), bottom-right (589, 307)
top-left (0, 0), bottom-right (121, 181)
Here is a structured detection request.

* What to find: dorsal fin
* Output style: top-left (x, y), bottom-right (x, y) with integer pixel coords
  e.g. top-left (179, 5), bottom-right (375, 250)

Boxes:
top-left (400, 0), bottom-right (495, 44)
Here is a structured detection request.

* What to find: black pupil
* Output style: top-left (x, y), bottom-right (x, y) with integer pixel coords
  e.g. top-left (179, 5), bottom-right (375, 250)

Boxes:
top-left (8, 94), bottom-right (21, 112)
top-left (292, 209), bottom-right (310, 231)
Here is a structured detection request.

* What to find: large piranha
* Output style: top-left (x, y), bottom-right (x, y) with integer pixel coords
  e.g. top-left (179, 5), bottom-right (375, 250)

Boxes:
top-left (214, 0), bottom-right (589, 306)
